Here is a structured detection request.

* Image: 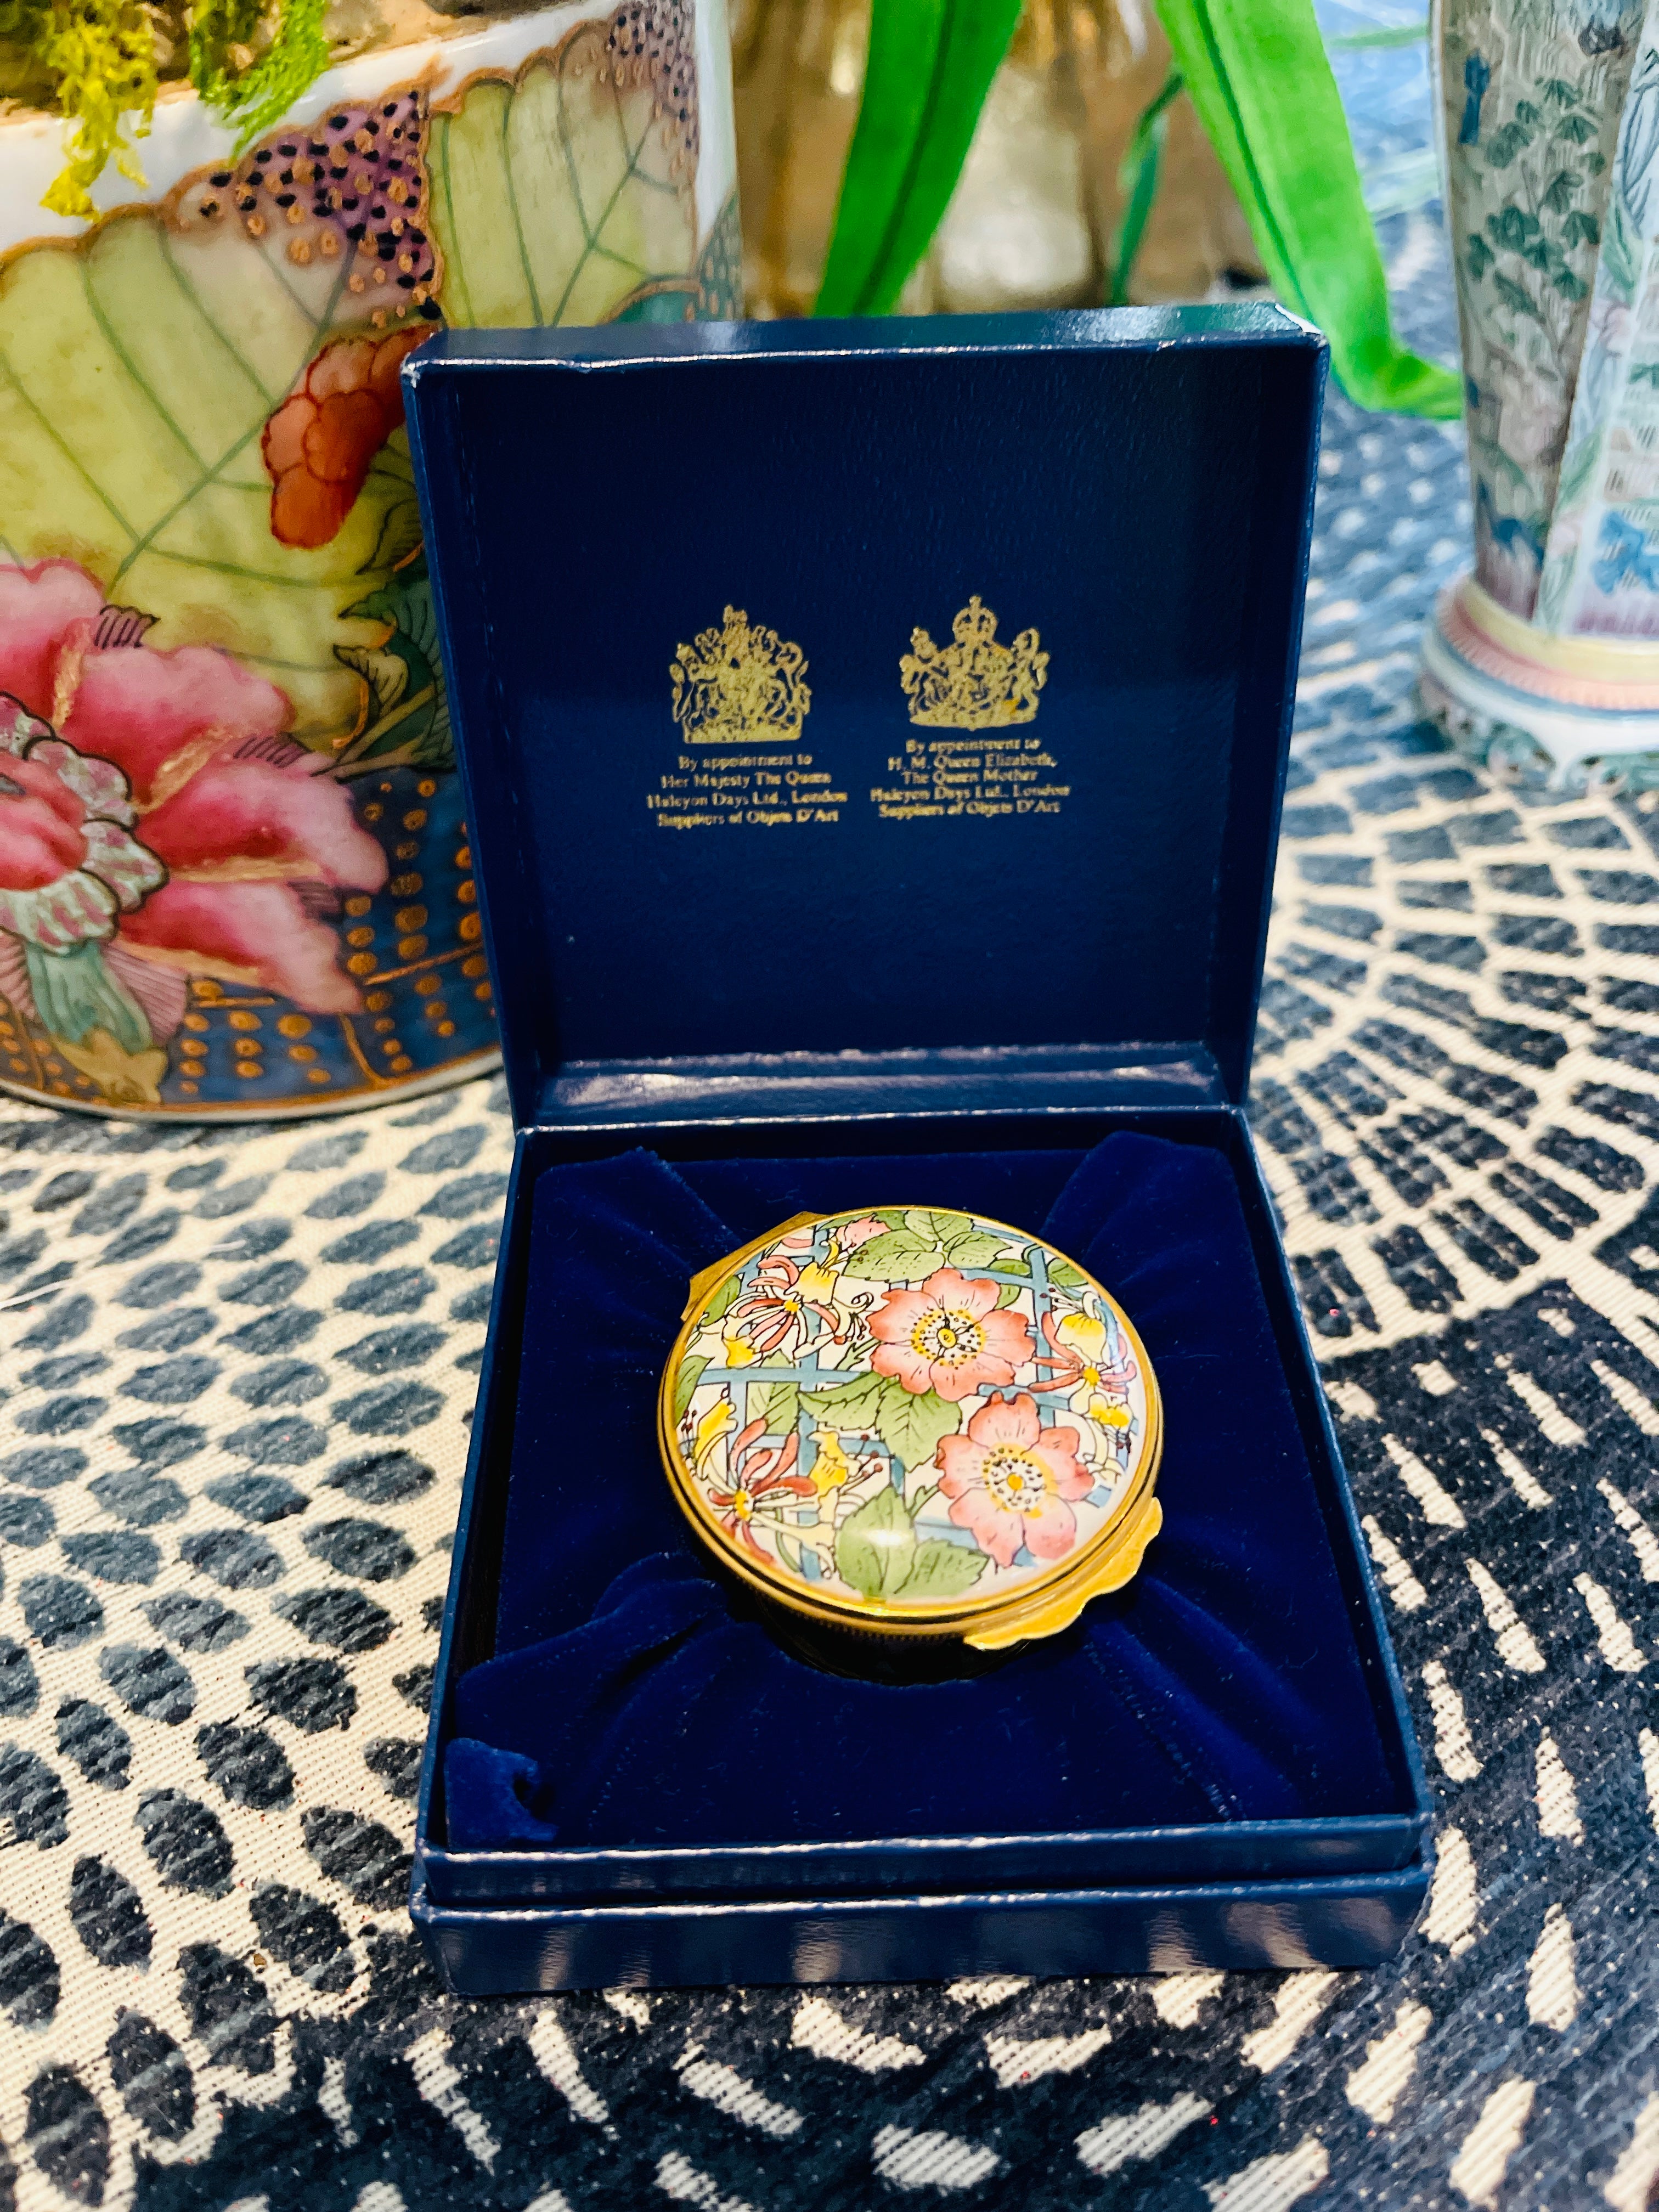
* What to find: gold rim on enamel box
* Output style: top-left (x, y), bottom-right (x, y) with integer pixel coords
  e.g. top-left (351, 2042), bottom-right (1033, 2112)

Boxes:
top-left (657, 1207), bottom-right (1163, 1656)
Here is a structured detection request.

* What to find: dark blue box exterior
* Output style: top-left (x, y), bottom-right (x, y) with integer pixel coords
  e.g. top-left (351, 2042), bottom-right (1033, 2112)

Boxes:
top-left (403, 309), bottom-right (1434, 1993)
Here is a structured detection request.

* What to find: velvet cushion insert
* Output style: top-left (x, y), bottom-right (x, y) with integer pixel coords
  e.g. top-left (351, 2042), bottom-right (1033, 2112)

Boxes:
top-left (445, 1132), bottom-right (1395, 1849)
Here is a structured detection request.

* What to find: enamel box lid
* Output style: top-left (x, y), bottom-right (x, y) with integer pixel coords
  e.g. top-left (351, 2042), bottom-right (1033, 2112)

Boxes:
top-left (659, 1207), bottom-right (1163, 1650)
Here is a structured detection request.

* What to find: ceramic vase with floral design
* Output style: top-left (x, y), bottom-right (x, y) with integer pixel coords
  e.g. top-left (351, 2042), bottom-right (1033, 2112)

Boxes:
top-left (1423, 0), bottom-right (1659, 789)
top-left (0, 0), bottom-right (740, 1116)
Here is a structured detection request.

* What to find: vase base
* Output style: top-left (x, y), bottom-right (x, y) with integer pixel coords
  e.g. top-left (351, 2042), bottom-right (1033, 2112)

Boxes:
top-left (0, 1046), bottom-right (501, 1124)
top-left (1420, 574), bottom-right (1659, 794)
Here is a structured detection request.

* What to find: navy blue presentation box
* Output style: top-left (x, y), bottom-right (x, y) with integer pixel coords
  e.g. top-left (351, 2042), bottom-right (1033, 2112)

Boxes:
top-left (402, 307), bottom-right (1433, 1995)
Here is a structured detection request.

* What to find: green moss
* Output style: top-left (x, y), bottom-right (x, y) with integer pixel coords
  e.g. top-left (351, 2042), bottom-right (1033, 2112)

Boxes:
top-left (189, 0), bottom-right (329, 150)
top-left (1, 0), bottom-right (332, 216)
top-left (1, 0), bottom-right (159, 217)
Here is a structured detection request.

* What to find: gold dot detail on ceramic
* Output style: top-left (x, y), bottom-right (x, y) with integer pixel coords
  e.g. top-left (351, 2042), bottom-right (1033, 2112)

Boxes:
top-left (659, 1208), bottom-right (1163, 1650)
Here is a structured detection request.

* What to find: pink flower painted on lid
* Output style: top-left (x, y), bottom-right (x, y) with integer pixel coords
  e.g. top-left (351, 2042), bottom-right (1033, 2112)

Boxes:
top-left (836, 1215), bottom-right (887, 1250)
top-left (935, 1392), bottom-right (1094, 1570)
top-left (868, 1265), bottom-right (1032, 1401)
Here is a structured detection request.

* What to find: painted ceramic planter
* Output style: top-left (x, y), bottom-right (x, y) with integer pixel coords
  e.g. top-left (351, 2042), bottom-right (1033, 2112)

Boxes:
top-left (1425, 0), bottom-right (1659, 789)
top-left (0, 0), bottom-right (740, 1116)
top-left (659, 1207), bottom-right (1163, 1670)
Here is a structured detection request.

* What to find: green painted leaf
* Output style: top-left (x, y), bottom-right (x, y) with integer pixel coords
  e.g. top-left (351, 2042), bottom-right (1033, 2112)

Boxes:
top-left (1466, 234), bottom-right (1494, 279)
top-left (894, 1539), bottom-right (987, 1600)
top-left (1555, 110), bottom-right (1597, 145)
top-left (1047, 1259), bottom-right (1090, 1292)
top-left (672, 1353), bottom-right (709, 1427)
top-left (815, 0), bottom-right (1026, 317)
top-left (1493, 272), bottom-right (1543, 320)
top-left (363, 498), bottom-right (426, 575)
top-left (0, 202), bottom-right (426, 744)
top-left (704, 1270), bottom-right (746, 1325)
top-left (940, 1229), bottom-right (1006, 1269)
top-left (801, 1370), bottom-right (890, 1429)
top-left (872, 1380), bottom-right (961, 1474)
top-left (1151, 0), bottom-right (1459, 416)
top-left (428, 26), bottom-right (697, 332)
top-left (336, 558), bottom-right (453, 772)
top-left (840, 1228), bottom-right (946, 1281)
top-left (905, 1208), bottom-right (962, 1244)
top-left (748, 1379), bottom-right (801, 1435)
top-left (0, 44), bottom-right (707, 751)
top-left (1599, 195), bottom-right (1640, 303)
top-left (1541, 171), bottom-right (1580, 216)
top-left (995, 1283), bottom-right (1023, 1308)
top-left (1491, 205), bottom-right (1540, 251)
top-left (907, 1481), bottom-right (940, 1517)
top-left (834, 1483), bottom-right (916, 1599)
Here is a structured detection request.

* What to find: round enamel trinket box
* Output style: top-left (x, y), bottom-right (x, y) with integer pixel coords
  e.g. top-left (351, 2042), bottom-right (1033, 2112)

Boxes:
top-left (659, 1208), bottom-right (1163, 1673)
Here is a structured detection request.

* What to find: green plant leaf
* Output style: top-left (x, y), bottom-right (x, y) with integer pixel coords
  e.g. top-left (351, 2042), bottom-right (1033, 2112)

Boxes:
top-left (1047, 1259), bottom-right (1091, 1292)
top-left (840, 1228), bottom-right (945, 1280)
top-left (905, 1208), bottom-right (962, 1244)
top-left (872, 1379), bottom-right (961, 1473)
top-left (747, 1379), bottom-right (801, 1435)
top-left (815, 0), bottom-right (1026, 317)
top-left (894, 1539), bottom-right (988, 1599)
top-left (428, 26), bottom-right (698, 331)
top-left (801, 1370), bottom-right (890, 1429)
top-left (995, 1283), bottom-right (1023, 1308)
top-left (672, 1354), bottom-right (709, 1427)
top-left (1110, 67), bottom-right (1184, 305)
top-left (1152, 0), bottom-right (1459, 416)
top-left (834, 1483), bottom-right (916, 1599)
top-left (1325, 20), bottom-right (1425, 47)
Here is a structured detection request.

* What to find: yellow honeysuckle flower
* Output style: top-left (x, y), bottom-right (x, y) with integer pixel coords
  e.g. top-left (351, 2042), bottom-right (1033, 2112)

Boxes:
top-left (691, 1393), bottom-right (736, 1477)
top-left (808, 1429), bottom-right (855, 1494)
top-left (1053, 1310), bottom-right (1109, 1363)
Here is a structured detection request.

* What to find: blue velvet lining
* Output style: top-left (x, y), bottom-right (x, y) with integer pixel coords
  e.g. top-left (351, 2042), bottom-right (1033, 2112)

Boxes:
top-left (446, 1134), bottom-right (1393, 1848)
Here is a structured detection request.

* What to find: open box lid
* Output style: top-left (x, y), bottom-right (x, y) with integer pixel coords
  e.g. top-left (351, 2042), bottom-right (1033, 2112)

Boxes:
top-left (404, 307), bottom-right (1326, 1134)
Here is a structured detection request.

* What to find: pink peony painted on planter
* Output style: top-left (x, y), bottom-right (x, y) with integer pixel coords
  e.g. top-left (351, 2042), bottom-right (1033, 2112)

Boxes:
top-left (0, 560), bottom-right (386, 1105)
top-left (0, 0), bottom-right (740, 1114)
